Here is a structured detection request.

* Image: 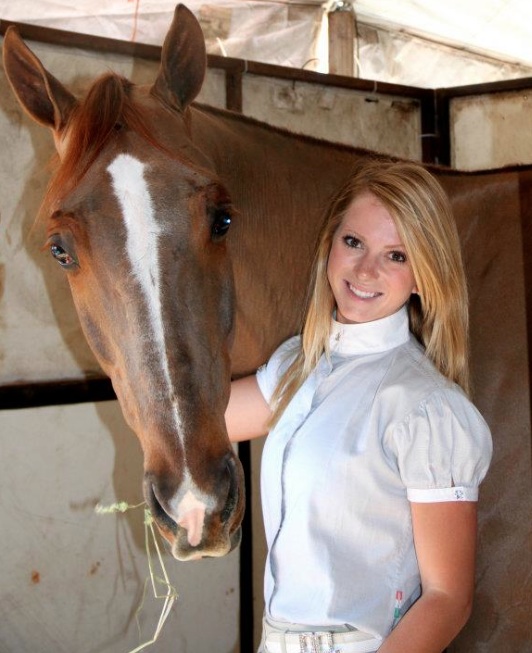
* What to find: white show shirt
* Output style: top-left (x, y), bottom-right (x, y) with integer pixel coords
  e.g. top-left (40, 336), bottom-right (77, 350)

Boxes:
top-left (256, 307), bottom-right (492, 641)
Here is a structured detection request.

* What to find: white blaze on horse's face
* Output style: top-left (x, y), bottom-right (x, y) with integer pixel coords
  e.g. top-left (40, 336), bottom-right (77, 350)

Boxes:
top-left (107, 153), bottom-right (180, 429)
top-left (107, 152), bottom-right (210, 548)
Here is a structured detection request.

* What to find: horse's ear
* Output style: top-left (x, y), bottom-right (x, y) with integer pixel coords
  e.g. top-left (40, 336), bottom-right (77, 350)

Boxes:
top-left (151, 4), bottom-right (207, 111)
top-left (2, 26), bottom-right (77, 132)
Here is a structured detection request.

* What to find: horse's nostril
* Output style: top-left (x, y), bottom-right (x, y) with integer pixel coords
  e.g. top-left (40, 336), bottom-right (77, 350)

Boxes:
top-left (220, 455), bottom-right (240, 524)
top-left (146, 481), bottom-right (177, 534)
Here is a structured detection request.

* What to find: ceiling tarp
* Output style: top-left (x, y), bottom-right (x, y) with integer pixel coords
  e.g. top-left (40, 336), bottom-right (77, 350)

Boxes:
top-left (1, 0), bottom-right (532, 87)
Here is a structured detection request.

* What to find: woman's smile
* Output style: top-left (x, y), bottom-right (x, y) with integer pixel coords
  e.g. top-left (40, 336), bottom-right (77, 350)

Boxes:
top-left (346, 281), bottom-right (382, 300)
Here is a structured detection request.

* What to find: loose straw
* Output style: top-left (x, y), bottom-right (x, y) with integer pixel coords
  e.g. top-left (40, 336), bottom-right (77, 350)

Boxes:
top-left (95, 501), bottom-right (179, 652)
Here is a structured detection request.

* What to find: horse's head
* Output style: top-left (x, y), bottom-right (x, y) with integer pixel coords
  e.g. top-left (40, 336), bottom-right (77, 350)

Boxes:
top-left (2, 4), bottom-right (244, 560)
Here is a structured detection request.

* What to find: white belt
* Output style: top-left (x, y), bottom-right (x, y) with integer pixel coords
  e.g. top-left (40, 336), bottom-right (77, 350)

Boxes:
top-left (264, 630), bottom-right (381, 653)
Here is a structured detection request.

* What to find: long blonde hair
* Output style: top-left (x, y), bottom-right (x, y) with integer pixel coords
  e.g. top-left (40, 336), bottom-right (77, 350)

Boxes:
top-left (270, 157), bottom-right (470, 426)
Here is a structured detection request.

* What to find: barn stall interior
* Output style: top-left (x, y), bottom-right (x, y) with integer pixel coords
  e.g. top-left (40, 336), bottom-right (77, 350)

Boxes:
top-left (1, 1), bottom-right (531, 652)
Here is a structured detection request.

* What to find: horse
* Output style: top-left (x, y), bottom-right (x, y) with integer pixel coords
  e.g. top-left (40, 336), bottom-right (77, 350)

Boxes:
top-left (2, 3), bottom-right (529, 577)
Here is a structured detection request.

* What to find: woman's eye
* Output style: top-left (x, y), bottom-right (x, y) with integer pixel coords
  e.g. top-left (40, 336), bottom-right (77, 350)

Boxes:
top-left (50, 243), bottom-right (76, 268)
top-left (389, 250), bottom-right (407, 263)
top-left (343, 235), bottom-right (362, 248)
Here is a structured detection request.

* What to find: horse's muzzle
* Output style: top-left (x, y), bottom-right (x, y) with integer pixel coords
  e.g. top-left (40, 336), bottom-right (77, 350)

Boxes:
top-left (143, 453), bottom-right (245, 560)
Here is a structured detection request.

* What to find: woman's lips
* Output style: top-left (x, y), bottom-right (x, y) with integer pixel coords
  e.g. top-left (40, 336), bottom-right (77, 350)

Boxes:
top-left (347, 281), bottom-right (382, 299)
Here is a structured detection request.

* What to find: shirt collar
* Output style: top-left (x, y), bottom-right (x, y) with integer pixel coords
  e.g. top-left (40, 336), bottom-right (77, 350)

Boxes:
top-left (329, 306), bottom-right (410, 356)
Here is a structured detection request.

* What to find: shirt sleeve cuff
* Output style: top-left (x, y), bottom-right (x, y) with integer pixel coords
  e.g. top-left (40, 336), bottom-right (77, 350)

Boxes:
top-left (407, 486), bottom-right (478, 503)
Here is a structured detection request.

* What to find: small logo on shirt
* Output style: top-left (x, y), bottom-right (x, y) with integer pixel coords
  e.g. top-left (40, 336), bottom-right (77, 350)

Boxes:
top-left (393, 590), bottom-right (403, 625)
top-left (454, 488), bottom-right (465, 501)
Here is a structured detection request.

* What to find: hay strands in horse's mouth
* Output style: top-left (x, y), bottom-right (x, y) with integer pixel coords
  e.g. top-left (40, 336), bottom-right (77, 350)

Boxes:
top-left (95, 501), bottom-right (178, 652)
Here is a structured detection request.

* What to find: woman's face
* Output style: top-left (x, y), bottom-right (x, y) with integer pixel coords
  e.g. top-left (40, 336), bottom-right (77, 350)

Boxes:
top-left (327, 192), bottom-right (417, 324)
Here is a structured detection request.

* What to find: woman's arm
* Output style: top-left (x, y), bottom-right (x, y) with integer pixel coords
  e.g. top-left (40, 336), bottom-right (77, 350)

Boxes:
top-left (225, 375), bottom-right (273, 442)
top-left (378, 500), bottom-right (478, 653)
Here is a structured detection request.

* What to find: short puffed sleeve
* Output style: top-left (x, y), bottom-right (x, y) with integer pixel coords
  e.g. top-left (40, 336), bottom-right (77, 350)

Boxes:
top-left (390, 389), bottom-right (493, 502)
top-left (256, 336), bottom-right (300, 406)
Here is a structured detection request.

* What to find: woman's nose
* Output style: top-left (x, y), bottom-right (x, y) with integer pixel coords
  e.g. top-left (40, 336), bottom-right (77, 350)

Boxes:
top-left (355, 254), bottom-right (379, 279)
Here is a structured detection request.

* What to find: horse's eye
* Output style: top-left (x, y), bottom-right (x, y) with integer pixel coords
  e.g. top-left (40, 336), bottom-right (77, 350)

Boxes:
top-left (212, 210), bottom-right (231, 239)
top-left (50, 243), bottom-right (76, 268)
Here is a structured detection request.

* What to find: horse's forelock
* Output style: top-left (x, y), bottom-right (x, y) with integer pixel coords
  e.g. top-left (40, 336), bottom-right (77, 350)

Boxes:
top-left (39, 74), bottom-right (168, 222)
top-left (39, 74), bottom-right (125, 214)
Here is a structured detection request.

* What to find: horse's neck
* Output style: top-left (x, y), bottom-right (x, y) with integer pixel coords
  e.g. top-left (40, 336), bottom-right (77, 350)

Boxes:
top-left (191, 107), bottom-right (356, 374)
top-left (192, 106), bottom-right (355, 216)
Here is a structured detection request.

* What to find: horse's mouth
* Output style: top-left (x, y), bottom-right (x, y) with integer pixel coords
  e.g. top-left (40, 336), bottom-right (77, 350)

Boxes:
top-left (170, 525), bottom-right (242, 561)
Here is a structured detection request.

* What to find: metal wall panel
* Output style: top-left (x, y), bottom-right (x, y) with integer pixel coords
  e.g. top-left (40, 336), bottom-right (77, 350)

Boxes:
top-left (451, 90), bottom-right (532, 170)
top-left (242, 74), bottom-right (422, 160)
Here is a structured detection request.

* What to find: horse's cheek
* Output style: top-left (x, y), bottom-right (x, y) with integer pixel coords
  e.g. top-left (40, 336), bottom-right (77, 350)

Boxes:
top-left (69, 284), bottom-right (116, 373)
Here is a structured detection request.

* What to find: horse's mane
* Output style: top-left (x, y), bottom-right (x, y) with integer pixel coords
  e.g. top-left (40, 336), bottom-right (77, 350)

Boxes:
top-left (41, 73), bottom-right (167, 218)
top-left (194, 101), bottom-right (532, 178)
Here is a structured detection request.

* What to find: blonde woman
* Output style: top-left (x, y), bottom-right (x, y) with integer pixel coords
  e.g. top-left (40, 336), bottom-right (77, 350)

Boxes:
top-left (226, 158), bottom-right (492, 653)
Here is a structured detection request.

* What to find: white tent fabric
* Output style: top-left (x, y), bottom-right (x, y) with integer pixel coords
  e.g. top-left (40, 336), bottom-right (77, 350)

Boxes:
top-left (1, 0), bottom-right (532, 87)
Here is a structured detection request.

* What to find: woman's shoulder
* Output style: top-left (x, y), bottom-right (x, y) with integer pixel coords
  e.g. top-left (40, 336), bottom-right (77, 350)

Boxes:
top-left (267, 334), bottom-right (301, 367)
top-left (386, 336), bottom-right (451, 393)
top-left (256, 335), bottom-right (301, 403)
top-left (380, 336), bottom-right (482, 421)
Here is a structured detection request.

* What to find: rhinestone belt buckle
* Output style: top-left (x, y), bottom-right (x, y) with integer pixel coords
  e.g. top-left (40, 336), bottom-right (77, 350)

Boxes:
top-left (299, 632), bottom-right (340, 653)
